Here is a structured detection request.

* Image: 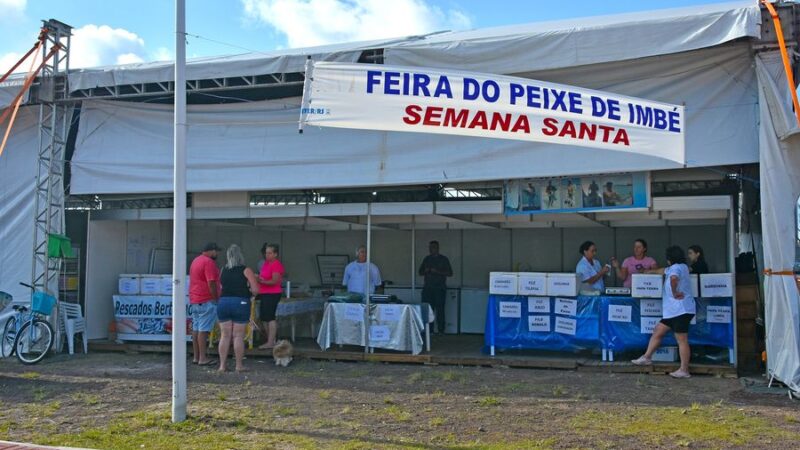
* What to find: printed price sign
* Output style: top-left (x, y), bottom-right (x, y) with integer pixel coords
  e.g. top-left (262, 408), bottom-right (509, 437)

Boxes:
top-left (378, 305), bottom-right (402, 322)
top-left (640, 316), bottom-right (660, 334)
top-left (608, 305), bottom-right (632, 322)
top-left (555, 298), bottom-right (577, 316)
top-left (555, 316), bottom-right (577, 335)
top-left (528, 315), bottom-right (550, 332)
top-left (344, 304), bottom-right (365, 322)
top-left (640, 299), bottom-right (662, 316)
top-left (706, 305), bottom-right (732, 324)
top-left (369, 325), bottom-right (390, 342)
top-left (499, 301), bottom-right (522, 318)
top-left (528, 297), bottom-right (550, 314)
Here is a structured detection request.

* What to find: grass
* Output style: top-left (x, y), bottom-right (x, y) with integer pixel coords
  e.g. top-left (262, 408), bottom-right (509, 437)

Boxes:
top-left (477, 396), bottom-right (501, 407)
top-left (19, 372), bottom-right (41, 380)
top-left (429, 417), bottom-right (446, 427)
top-left (31, 387), bottom-right (46, 402)
top-left (71, 393), bottom-right (100, 406)
top-left (381, 405), bottom-right (412, 422)
top-left (551, 385), bottom-right (566, 397)
top-left (318, 389), bottom-right (332, 400)
top-left (274, 406), bottom-right (298, 417)
top-left (571, 404), bottom-right (800, 447)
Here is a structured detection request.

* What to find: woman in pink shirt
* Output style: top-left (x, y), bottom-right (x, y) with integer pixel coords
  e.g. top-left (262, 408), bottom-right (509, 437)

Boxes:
top-left (257, 243), bottom-right (285, 350)
top-left (611, 238), bottom-right (658, 288)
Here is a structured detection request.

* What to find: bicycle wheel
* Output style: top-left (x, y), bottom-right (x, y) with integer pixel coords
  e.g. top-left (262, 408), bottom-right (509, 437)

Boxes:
top-left (15, 319), bottom-right (53, 364)
top-left (1, 316), bottom-right (16, 358)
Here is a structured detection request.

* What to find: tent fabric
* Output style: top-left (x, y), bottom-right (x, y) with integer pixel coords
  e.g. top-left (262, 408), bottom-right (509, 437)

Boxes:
top-left (385, 1), bottom-right (759, 74)
top-left (69, 43), bottom-right (757, 195)
top-left (67, 35), bottom-right (431, 92)
top-left (0, 76), bottom-right (29, 109)
top-left (0, 106), bottom-right (39, 304)
top-left (756, 52), bottom-right (800, 392)
top-left (65, 2), bottom-right (758, 92)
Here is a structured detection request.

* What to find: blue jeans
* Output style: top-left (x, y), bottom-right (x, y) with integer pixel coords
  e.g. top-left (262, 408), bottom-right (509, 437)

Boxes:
top-left (217, 297), bottom-right (250, 324)
top-left (191, 301), bottom-right (217, 332)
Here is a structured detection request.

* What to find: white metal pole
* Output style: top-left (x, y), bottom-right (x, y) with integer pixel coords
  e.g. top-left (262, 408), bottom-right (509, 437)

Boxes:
top-left (364, 205), bottom-right (371, 354)
top-left (171, 0), bottom-right (188, 423)
top-left (411, 217), bottom-right (416, 302)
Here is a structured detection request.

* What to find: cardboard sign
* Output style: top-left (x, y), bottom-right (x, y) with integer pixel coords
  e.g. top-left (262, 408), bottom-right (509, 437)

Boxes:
top-left (700, 273), bottom-right (734, 297)
top-left (369, 325), bottom-right (390, 342)
top-left (490, 272), bottom-right (518, 295)
top-left (631, 274), bottom-right (663, 298)
top-left (641, 316), bottom-right (660, 334)
top-left (706, 305), bottom-right (732, 324)
top-left (528, 296), bottom-right (550, 314)
top-left (518, 273), bottom-right (547, 295)
top-left (547, 273), bottom-right (578, 297)
top-left (555, 297), bottom-right (578, 317)
top-left (555, 316), bottom-right (577, 335)
top-left (528, 315), bottom-right (551, 332)
top-left (640, 299), bottom-right (663, 317)
top-left (499, 301), bottom-right (522, 319)
top-left (608, 305), bottom-right (632, 322)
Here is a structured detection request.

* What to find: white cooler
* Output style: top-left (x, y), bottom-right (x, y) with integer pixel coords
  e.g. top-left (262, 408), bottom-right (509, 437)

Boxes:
top-left (631, 274), bottom-right (663, 298)
top-left (489, 272), bottom-right (518, 295)
top-left (517, 272), bottom-right (547, 296)
top-left (546, 273), bottom-right (579, 297)
top-left (700, 273), bottom-right (734, 297)
top-left (118, 275), bottom-right (140, 295)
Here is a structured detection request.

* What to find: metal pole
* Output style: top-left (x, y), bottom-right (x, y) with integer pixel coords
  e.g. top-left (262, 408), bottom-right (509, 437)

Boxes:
top-left (411, 217), bottom-right (416, 302)
top-left (364, 204), bottom-right (371, 354)
top-left (171, 0), bottom-right (187, 423)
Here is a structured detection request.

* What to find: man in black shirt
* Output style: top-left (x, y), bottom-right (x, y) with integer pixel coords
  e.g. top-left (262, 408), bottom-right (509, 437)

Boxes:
top-left (419, 241), bottom-right (453, 334)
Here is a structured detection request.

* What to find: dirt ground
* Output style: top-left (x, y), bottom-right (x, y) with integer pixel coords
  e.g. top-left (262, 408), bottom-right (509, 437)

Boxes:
top-left (1, 351), bottom-right (799, 449)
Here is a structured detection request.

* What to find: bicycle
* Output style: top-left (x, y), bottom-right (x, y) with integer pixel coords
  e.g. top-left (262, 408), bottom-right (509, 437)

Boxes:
top-left (1, 282), bottom-right (55, 364)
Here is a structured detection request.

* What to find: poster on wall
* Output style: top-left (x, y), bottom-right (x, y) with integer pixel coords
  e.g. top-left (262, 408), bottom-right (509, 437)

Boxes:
top-left (504, 172), bottom-right (649, 215)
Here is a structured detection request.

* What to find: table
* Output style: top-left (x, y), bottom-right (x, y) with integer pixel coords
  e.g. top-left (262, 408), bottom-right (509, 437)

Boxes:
top-left (250, 297), bottom-right (327, 343)
top-left (484, 295), bottom-right (735, 363)
top-left (316, 303), bottom-right (435, 355)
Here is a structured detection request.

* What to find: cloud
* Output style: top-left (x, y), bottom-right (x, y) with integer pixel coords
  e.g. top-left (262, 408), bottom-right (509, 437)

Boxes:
top-left (0, 0), bottom-right (26, 18)
top-left (241, 0), bottom-right (472, 48)
top-left (152, 47), bottom-right (173, 62)
top-left (69, 24), bottom-right (148, 69)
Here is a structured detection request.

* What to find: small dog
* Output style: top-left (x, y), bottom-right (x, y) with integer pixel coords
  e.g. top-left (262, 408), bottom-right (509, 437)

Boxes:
top-left (272, 339), bottom-right (293, 367)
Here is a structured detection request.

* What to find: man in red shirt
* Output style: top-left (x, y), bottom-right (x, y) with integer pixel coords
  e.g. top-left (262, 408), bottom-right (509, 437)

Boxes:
top-left (189, 242), bottom-right (221, 365)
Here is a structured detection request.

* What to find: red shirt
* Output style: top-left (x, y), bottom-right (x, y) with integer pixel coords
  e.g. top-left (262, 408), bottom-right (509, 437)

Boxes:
top-left (189, 254), bottom-right (220, 304)
top-left (259, 259), bottom-right (285, 294)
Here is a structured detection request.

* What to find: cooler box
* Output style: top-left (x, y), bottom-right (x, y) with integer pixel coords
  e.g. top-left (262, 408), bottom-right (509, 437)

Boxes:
top-left (517, 272), bottom-right (547, 296)
top-left (489, 272), bottom-right (518, 295)
top-left (118, 275), bottom-right (140, 295)
top-left (631, 274), bottom-right (663, 298)
top-left (160, 275), bottom-right (174, 295)
top-left (690, 274), bottom-right (700, 298)
top-left (546, 273), bottom-right (579, 297)
top-left (139, 275), bottom-right (161, 295)
top-left (700, 273), bottom-right (734, 298)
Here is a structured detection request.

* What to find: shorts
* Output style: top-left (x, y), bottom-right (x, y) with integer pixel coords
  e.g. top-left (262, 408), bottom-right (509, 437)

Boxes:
top-left (217, 297), bottom-right (251, 324)
top-left (258, 293), bottom-right (281, 322)
top-left (660, 313), bottom-right (695, 334)
top-left (190, 301), bottom-right (217, 332)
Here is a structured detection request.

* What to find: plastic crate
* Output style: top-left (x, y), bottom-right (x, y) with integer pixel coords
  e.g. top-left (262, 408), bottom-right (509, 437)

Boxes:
top-left (32, 292), bottom-right (56, 315)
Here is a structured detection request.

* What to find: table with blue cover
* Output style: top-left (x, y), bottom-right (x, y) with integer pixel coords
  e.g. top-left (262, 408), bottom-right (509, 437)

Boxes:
top-left (484, 295), bottom-right (601, 356)
top-left (599, 296), bottom-right (734, 363)
top-left (484, 295), bottom-right (735, 363)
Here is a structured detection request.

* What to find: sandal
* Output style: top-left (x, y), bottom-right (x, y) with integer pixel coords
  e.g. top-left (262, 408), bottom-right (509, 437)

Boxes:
top-left (198, 359), bottom-right (217, 366)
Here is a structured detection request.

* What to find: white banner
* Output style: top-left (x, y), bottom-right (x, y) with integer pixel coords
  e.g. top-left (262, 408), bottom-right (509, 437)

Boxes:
top-left (301, 62), bottom-right (685, 163)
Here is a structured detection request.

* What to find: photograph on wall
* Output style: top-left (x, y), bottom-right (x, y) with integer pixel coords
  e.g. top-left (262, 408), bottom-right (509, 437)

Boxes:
top-left (600, 175), bottom-right (633, 207)
top-left (561, 178), bottom-right (582, 209)
top-left (542, 179), bottom-right (561, 210)
top-left (519, 181), bottom-right (542, 211)
top-left (504, 180), bottom-right (521, 211)
top-left (581, 178), bottom-right (603, 208)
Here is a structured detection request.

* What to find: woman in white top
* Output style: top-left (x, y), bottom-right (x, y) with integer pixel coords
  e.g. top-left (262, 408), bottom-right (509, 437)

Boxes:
top-left (575, 241), bottom-right (610, 294)
top-left (631, 245), bottom-right (696, 379)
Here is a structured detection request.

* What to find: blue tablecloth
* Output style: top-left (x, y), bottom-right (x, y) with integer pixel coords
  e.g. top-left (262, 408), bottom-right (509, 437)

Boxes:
top-left (484, 295), bottom-right (735, 355)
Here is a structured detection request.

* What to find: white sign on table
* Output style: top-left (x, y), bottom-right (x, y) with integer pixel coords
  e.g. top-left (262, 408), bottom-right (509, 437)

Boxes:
top-left (344, 304), bottom-right (365, 322)
top-left (641, 316), bottom-right (660, 334)
top-left (555, 316), bottom-right (577, 336)
top-left (499, 301), bottom-right (522, 318)
top-left (555, 298), bottom-right (577, 317)
top-left (528, 296), bottom-right (550, 314)
top-left (608, 305), bottom-right (632, 322)
top-left (528, 315), bottom-right (550, 332)
top-left (369, 325), bottom-right (391, 342)
top-left (300, 62), bottom-right (686, 163)
top-left (706, 305), bottom-right (732, 324)
top-left (378, 304), bottom-right (402, 322)
top-left (640, 299), bottom-right (663, 316)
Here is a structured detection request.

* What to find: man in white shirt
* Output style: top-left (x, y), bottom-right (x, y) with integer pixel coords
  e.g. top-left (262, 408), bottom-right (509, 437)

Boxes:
top-left (342, 245), bottom-right (382, 295)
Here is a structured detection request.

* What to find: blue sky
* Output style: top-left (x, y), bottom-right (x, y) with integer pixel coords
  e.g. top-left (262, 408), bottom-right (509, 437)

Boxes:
top-left (0, 0), bottom-right (746, 72)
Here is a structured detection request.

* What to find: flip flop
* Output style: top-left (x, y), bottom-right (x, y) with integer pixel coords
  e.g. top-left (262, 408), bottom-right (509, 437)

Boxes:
top-left (198, 359), bottom-right (217, 366)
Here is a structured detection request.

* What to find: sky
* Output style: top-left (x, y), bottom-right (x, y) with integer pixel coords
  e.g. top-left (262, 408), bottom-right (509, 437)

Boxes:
top-left (0, 0), bottom-right (748, 73)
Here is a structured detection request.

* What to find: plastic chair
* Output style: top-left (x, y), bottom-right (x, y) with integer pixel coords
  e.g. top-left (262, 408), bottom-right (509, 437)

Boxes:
top-left (59, 302), bottom-right (88, 354)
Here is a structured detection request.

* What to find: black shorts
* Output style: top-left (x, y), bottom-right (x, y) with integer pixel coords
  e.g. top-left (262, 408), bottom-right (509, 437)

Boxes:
top-left (257, 293), bottom-right (281, 322)
top-left (660, 313), bottom-right (694, 334)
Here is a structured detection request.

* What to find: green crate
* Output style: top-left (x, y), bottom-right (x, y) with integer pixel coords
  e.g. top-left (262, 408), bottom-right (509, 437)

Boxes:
top-left (47, 233), bottom-right (73, 258)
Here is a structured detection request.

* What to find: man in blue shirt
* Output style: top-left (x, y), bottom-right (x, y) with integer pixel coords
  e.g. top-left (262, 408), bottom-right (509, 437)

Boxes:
top-left (419, 241), bottom-right (453, 334)
top-left (343, 245), bottom-right (382, 295)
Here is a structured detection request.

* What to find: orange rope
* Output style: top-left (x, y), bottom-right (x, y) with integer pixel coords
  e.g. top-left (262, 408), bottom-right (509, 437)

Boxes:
top-left (0, 28), bottom-right (46, 84)
top-left (0, 44), bottom-right (60, 158)
top-left (763, 269), bottom-right (796, 276)
top-left (761, 0), bottom-right (800, 128)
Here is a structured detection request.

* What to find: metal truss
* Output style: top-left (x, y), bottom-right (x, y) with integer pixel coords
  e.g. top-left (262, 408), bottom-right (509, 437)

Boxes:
top-left (31, 19), bottom-right (71, 294)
